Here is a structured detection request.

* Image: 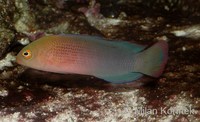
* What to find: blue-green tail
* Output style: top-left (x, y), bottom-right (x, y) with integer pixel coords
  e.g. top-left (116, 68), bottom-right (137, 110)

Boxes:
top-left (134, 41), bottom-right (168, 77)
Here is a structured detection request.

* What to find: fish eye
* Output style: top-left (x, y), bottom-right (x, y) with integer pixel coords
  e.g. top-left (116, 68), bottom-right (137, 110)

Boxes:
top-left (22, 49), bottom-right (32, 59)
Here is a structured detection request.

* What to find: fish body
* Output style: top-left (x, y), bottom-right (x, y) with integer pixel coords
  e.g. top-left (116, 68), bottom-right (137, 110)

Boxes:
top-left (16, 34), bottom-right (168, 84)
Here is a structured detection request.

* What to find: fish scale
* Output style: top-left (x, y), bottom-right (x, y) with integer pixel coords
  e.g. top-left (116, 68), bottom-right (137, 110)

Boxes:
top-left (44, 36), bottom-right (134, 76)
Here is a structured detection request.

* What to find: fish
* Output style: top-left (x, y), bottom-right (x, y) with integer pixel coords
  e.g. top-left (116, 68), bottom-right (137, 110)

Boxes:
top-left (16, 34), bottom-right (168, 84)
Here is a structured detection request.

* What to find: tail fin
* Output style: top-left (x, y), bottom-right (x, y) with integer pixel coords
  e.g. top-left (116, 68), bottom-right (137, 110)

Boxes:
top-left (134, 41), bottom-right (168, 77)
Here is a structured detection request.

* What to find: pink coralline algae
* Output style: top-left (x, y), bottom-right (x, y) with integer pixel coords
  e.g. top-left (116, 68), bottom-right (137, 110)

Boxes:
top-left (78, 1), bottom-right (131, 36)
top-left (78, 1), bottom-right (103, 19)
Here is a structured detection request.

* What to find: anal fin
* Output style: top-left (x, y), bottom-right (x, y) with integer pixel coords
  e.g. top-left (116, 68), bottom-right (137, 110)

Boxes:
top-left (97, 73), bottom-right (143, 84)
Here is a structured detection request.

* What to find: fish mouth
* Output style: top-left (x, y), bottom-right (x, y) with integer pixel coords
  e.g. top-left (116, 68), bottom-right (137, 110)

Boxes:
top-left (16, 56), bottom-right (20, 64)
top-left (16, 54), bottom-right (22, 65)
top-left (16, 57), bottom-right (27, 68)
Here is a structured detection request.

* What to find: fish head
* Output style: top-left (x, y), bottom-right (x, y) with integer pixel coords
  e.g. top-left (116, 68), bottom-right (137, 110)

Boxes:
top-left (16, 35), bottom-right (67, 72)
top-left (16, 41), bottom-right (41, 69)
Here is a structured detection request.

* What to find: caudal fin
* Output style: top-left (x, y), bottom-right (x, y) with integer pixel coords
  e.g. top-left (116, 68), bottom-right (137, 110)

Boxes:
top-left (135, 41), bottom-right (168, 77)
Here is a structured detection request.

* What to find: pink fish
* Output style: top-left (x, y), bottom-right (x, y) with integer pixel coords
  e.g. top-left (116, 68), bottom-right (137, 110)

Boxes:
top-left (16, 34), bottom-right (168, 84)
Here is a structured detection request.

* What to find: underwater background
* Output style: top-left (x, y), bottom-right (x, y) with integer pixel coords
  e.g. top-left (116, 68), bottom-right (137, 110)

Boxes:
top-left (0, 0), bottom-right (199, 121)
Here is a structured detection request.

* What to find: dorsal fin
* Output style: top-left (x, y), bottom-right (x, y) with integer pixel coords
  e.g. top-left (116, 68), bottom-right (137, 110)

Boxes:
top-left (59, 34), bottom-right (146, 53)
top-left (113, 41), bottom-right (146, 53)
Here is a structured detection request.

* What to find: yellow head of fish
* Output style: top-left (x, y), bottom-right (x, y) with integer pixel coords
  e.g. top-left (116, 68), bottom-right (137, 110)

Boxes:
top-left (16, 35), bottom-right (56, 70)
top-left (16, 41), bottom-right (40, 68)
top-left (16, 35), bottom-right (67, 72)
